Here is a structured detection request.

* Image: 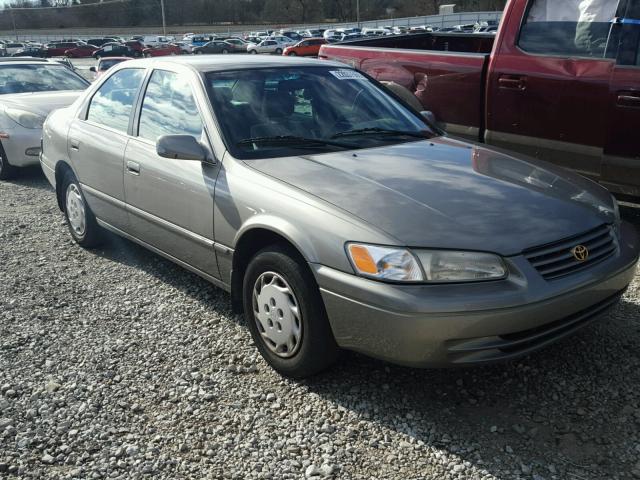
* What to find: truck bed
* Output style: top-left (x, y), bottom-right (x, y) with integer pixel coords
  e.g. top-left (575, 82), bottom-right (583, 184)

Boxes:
top-left (320, 33), bottom-right (495, 140)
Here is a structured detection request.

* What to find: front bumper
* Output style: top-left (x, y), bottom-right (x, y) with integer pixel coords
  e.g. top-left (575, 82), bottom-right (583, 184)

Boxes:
top-left (1, 127), bottom-right (42, 168)
top-left (313, 221), bottom-right (639, 367)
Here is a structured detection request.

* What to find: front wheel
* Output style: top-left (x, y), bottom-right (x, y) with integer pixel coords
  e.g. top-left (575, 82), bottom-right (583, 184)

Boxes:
top-left (288, 51), bottom-right (297, 56)
top-left (222, 49), bottom-right (229, 54)
top-left (196, 50), bottom-right (203, 55)
top-left (249, 49), bottom-right (257, 54)
top-left (62, 171), bottom-right (103, 248)
top-left (243, 245), bottom-right (339, 378)
top-left (275, 48), bottom-right (283, 54)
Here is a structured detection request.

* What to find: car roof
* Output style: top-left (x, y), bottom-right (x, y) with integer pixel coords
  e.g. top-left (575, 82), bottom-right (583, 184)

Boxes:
top-left (0, 57), bottom-right (52, 64)
top-left (127, 55), bottom-right (347, 73)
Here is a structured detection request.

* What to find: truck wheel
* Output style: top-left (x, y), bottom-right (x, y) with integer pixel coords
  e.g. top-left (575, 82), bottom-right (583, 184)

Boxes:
top-left (243, 245), bottom-right (339, 378)
top-left (0, 145), bottom-right (17, 180)
top-left (61, 170), bottom-right (103, 248)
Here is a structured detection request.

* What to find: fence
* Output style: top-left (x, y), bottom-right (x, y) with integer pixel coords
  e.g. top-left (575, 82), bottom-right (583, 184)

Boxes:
top-left (0, 11), bottom-right (502, 43)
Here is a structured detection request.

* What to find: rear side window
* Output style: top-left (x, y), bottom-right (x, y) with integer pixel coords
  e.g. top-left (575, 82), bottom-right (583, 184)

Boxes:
top-left (87, 68), bottom-right (144, 132)
top-left (519, 0), bottom-right (620, 58)
top-left (138, 70), bottom-right (203, 142)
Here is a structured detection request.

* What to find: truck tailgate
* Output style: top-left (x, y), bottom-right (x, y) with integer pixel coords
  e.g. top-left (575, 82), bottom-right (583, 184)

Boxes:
top-left (320, 43), bottom-right (490, 140)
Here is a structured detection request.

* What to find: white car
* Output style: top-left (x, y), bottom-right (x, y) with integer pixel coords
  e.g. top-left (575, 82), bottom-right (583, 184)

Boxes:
top-left (0, 59), bottom-right (89, 179)
top-left (4, 42), bottom-right (26, 56)
top-left (266, 36), bottom-right (296, 46)
top-left (246, 39), bottom-right (290, 54)
top-left (175, 41), bottom-right (194, 54)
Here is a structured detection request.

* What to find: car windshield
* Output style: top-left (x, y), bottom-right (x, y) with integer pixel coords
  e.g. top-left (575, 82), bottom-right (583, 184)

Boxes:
top-left (206, 67), bottom-right (434, 159)
top-left (0, 64), bottom-right (88, 94)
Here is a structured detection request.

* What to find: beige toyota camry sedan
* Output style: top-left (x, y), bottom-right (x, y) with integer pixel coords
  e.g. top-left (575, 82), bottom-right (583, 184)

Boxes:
top-left (41, 56), bottom-right (638, 377)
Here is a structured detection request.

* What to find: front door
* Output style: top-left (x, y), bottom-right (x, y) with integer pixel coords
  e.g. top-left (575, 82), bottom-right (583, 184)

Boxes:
top-left (603, 0), bottom-right (640, 195)
top-left (486, 0), bottom-right (620, 179)
top-left (123, 68), bottom-right (220, 278)
top-left (70, 67), bottom-right (146, 231)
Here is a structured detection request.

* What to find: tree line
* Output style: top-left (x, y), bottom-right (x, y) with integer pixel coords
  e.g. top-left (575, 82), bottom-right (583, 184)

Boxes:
top-left (0, 0), bottom-right (506, 30)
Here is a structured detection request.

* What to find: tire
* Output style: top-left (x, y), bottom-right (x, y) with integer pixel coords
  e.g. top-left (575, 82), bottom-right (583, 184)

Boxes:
top-left (288, 51), bottom-right (297, 56)
top-left (134, 51), bottom-right (142, 58)
top-left (249, 49), bottom-right (257, 54)
top-left (222, 49), bottom-right (228, 54)
top-left (61, 170), bottom-right (102, 248)
top-left (243, 245), bottom-right (339, 378)
top-left (196, 50), bottom-right (203, 55)
top-left (0, 144), bottom-right (17, 180)
top-left (275, 48), bottom-right (283, 54)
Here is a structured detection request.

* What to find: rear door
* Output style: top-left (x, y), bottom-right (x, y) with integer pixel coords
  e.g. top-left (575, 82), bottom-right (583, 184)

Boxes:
top-left (69, 67), bottom-right (145, 231)
top-left (486, 0), bottom-right (621, 179)
top-left (603, 0), bottom-right (640, 195)
top-left (123, 68), bottom-right (220, 278)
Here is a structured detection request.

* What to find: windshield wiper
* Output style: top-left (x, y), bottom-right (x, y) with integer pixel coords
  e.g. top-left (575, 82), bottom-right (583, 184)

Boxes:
top-left (331, 127), bottom-right (430, 139)
top-left (237, 135), bottom-right (355, 150)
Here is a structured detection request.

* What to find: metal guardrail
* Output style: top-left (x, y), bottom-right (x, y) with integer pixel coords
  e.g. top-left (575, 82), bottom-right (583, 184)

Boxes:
top-left (0, 11), bottom-right (502, 43)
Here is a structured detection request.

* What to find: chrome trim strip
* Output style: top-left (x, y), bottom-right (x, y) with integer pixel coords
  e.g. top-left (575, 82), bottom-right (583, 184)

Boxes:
top-left (125, 202), bottom-right (215, 249)
top-left (441, 123), bottom-right (480, 139)
top-left (96, 218), bottom-right (230, 292)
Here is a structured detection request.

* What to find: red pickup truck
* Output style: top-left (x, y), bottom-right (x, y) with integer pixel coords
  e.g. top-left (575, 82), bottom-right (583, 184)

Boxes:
top-left (320, 0), bottom-right (640, 198)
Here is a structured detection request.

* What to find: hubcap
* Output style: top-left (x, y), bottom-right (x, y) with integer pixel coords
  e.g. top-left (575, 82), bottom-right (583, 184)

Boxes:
top-left (252, 272), bottom-right (302, 358)
top-left (66, 183), bottom-right (86, 237)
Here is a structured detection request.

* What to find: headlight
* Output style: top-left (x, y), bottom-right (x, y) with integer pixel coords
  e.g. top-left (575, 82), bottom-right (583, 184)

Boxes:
top-left (347, 243), bottom-right (423, 282)
top-left (414, 250), bottom-right (506, 283)
top-left (5, 108), bottom-right (46, 129)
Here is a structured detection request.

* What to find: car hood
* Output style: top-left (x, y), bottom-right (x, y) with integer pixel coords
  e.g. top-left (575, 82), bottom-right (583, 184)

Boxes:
top-left (1, 91), bottom-right (82, 117)
top-left (244, 137), bottom-right (617, 256)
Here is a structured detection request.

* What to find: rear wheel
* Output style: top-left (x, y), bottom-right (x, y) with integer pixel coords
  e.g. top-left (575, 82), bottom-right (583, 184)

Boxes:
top-left (0, 145), bottom-right (17, 180)
top-left (275, 48), bottom-right (283, 54)
top-left (196, 50), bottom-right (204, 55)
top-left (61, 171), bottom-right (103, 248)
top-left (249, 49), bottom-right (257, 54)
top-left (288, 51), bottom-right (297, 56)
top-left (222, 49), bottom-right (229, 54)
top-left (243, 245), bottom-right (339, 378)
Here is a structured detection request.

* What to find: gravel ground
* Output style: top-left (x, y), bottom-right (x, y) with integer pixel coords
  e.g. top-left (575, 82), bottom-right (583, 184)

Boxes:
top-left (1, 169), bottom-right (640, 480)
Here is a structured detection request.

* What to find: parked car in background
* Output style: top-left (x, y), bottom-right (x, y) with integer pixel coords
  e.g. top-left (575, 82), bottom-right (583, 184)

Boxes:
top-left (320, 0), bottom-right (640, 199)
top-left (193, 40), bottom-right (233, 55)
top-left (93, 43), bottom-right (133, 59)
top-left (142, 35), bottom-right (172, 47)
top-left (124, 40), bottom-right (145, 57)
top-left (45, 42), bottom-right (86, 57)
top-left (0, 43), bottom-right (6, 57)
top-left (12, 45), bottom-right (47, 57)
top-left (222, 38), bottom-right (249, 53)
top-left (64, 44), bottom-right (98, 58)
top-left (190, 35), bottom-right (214, 47)
top-left (362, 28), bottom-right (392, 37)
top-left (175, 41), bottom-right (194, 54)
top-left (143, 43), bottom-right (182, 57)
top-left (279, 30), bottom-right (303, 41)
top-left (0, 59), bottom-right (89, 180)
top-left (89, 56), bottom-right (130, 80)
top-left (40, 56), bottom-right (639, 378)
top-left (247, 39), bottom-right (286, 55)
top-left (283, 38), bottom-right (326, 57)
top-left (5, 43), bottom-right (26, 56)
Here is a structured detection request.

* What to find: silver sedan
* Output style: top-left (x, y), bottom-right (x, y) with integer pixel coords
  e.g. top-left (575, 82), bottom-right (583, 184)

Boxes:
top-left (41, 56), bottom-right (639, 378)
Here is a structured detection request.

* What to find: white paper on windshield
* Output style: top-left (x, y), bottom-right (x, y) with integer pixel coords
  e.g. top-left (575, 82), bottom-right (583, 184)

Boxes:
top-left (329, 69), bottom-right (366, 80)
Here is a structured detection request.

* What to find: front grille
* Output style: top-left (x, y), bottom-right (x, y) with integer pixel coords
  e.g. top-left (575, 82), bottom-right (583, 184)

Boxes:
top-left (524, 224), bottom-right (617, 280)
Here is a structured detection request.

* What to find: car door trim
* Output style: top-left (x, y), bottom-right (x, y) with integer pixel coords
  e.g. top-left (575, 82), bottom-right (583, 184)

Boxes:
top-left (81, 182), bottom-right (127, 209)
top-left (126, 201), bottom-right (215, 249)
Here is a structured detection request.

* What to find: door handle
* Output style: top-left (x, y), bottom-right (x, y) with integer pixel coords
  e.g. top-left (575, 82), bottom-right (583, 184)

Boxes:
top-left (126, 160), bottom-right (140, 175)
top-left (616, 92), bottom-right (640, 108)
top-left (498, 75), bottom-right (526, 91)
top-left (70, 139), bottom-right (80, 151)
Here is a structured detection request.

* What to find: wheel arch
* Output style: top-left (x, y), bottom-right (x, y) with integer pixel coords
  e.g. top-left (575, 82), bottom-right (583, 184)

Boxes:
top-left (54, 161), bottom-right (76, 211)
top-left (229, 225), bottom-right (317, 313)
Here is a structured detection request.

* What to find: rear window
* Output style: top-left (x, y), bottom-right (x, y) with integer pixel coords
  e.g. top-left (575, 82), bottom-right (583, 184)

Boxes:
top-left (519, 0), bottom-right (620, 58)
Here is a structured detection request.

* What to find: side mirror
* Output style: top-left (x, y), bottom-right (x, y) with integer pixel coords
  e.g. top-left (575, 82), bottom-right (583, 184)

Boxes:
top-left (156, 135), bottom-right (211, 162)
top-left (89, 66), bottom-right (96, 72)
top-left (420, 110), bottom-right (437, 125)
